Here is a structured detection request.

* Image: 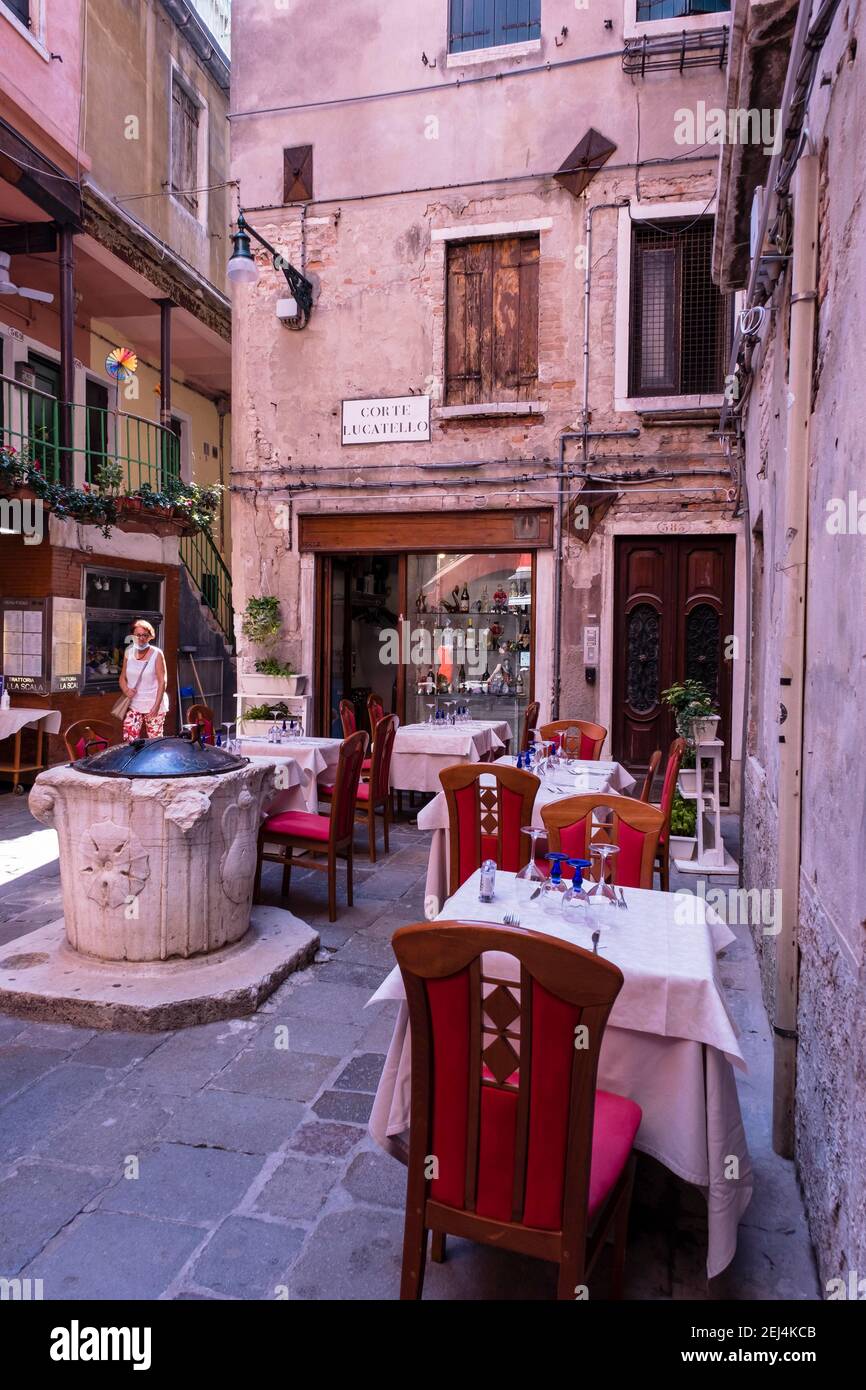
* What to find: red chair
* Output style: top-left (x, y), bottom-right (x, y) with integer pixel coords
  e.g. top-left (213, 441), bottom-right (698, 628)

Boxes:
top-left (541, 793), bottom-right (664, 890)
top-left (339, 699), bottom-right (356, 738)
top-left (638, 749), bottom-right (662, 803)
top-left (520, 700), bottom-right (540, 754)
top-left (64, 719), bottom-right (120, 761)
top-left (652, 737), bottom-right (686, 891)
top-left (538, 719), bottom-right (607, 761)
top-left (393, 920), bottom-right (641, 1300)
top-left (186, 703), bottom-right (216, 745)
top-left (340, 698), bottom-right (372, 773)
top-left (440, 763), bottom-right (539, 896)
top-left (367, 691), bottom-right (385, 733)
top-left (320, 714), bottom-right (397, 862)
top-left (254, 729), bottom-right (369, 922)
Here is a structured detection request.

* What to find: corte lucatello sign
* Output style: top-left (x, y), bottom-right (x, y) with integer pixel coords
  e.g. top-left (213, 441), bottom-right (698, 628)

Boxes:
top-left (341, 395), bottom-right (431, 445)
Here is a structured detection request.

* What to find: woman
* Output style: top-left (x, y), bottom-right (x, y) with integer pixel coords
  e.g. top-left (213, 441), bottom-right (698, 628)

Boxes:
top-left (119, 620), bottom-right (169, 742)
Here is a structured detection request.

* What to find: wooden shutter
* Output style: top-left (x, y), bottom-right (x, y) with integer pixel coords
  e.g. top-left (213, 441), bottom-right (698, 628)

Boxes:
top-left (283, 146), bottom-right (314, 202)
top-left (446, 235), bottom-right (539, 405)
top-left (172, 80), bottom-right (199, 213)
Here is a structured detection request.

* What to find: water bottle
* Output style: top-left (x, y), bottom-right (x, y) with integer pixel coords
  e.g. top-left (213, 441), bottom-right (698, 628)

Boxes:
top-left (479, 859), bottom-right (496, 903)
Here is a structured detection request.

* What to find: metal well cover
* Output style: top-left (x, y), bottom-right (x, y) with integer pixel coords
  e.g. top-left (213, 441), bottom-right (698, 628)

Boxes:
top-left (72, 736), bottom-right (248, 779)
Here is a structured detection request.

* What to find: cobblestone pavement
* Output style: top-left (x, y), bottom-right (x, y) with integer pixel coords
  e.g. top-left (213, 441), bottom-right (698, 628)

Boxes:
top-left (0, 792), bottom-right (820, 1300)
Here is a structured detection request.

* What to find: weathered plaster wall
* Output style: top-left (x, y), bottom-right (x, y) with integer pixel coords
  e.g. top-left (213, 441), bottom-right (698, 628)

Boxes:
top-left (738, 7), bottom-right (866, 1286)
top-left (230, 0), bottom-right (740, 752)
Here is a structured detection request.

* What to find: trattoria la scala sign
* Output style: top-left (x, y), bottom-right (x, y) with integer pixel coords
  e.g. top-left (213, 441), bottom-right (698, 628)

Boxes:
top-left (341, 395), bottom-right (430, 445)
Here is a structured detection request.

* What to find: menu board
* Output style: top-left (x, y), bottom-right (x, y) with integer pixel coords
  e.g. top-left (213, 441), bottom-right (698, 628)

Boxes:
top-left (0, 597), bottom-right (85, 695)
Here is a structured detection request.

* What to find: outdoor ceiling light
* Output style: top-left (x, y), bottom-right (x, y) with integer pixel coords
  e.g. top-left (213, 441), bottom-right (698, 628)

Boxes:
top-left (227, 211), bottom-right (314, 330)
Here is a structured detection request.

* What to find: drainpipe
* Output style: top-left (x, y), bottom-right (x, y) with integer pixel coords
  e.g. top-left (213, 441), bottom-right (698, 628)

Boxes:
top-left (773, 152), bottom-right (819, 1158)
top-left (550, 197), bottom-right (633, 719)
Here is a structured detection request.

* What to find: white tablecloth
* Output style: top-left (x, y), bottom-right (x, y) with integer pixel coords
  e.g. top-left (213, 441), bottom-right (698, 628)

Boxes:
top-left (241, 736), bottom-right (342, 814)
top-left (368, 870), bottom-right (752, 1279)
top-left (0, 707), bottom-right (62, 741)
top-left (418, 755), bottom-right (637, 917)
top-left (390, 720), bottom-right (511, 794)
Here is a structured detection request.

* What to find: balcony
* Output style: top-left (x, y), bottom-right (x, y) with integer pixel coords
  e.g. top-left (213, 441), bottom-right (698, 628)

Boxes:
top-left (0, 373), bottom-right (233, 642)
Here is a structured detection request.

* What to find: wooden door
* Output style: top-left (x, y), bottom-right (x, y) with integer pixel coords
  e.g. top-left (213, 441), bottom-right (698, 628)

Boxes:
top-left (612, 536), bottom-right (735, 783)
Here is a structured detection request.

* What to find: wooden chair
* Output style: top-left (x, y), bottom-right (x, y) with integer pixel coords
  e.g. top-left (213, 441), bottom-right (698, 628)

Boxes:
top-left (367, 691), bottom-right (385, 734)
top-left (638, 749), bottom-right (662, 803)
top-left (440, 763), bottom-right (539, 896)
top-left (320, 714), bottom-right (397, 862)
top-left (520, 700), bottom-right (540, 753)
top-left (541, 793), bottom-right (665, 890)
top-left (254, 729), bottom-right (369, 922)
top-left (652, 737), bottom-right (686, 891)
top-left (186, 703), bottom-right (216, 744)
top-left (393, 920), bottom-right (641, 1300)
top-left (339, 699), bottom-right (357, 738)
top-left (340, 698), bottom-right (372, 773)
top-left (64, 719), bottom-right (121, 762)
top-left (538, 719), bottom-right (607, 761)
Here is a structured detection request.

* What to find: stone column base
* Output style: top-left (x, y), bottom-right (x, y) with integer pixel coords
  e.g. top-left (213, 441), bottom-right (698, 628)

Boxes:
top-left (0, 906), bottom-right (319, 1032)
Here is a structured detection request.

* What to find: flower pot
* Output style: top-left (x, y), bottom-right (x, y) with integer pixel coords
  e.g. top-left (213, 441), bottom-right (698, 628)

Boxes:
top-left (691, 715), bottom-right (720, 744)
top-left (670, 835), bottom-right (697, 862)
top-left (286, 675), bottom-right (306, 696)
top-left (678, 769), bottom-right (699, 796)
top-left (245, 675), bottom-right (291, 696)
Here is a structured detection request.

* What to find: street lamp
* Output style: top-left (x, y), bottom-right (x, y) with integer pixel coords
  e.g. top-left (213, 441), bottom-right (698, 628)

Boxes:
top-left (227, 212), bottom-right (314, 330)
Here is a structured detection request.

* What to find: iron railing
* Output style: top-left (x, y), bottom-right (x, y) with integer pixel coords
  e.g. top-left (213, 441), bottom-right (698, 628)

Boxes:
top-left (0, 372), bottom-right (180, 491)
top-left (179, 525), bottom-right (234, 645)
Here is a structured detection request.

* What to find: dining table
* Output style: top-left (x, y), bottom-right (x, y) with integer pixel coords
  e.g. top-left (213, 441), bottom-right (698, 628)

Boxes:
top-left (0, 706), bottom-right (62, 792)
top-left (389, 719), bottom-right (512, 796)
top-left (239, 735), bottom-right (343, 814)
top-left (417, 753), bottom-right (637, 918)
top-left (367, 868), bottom-right (753, 1279)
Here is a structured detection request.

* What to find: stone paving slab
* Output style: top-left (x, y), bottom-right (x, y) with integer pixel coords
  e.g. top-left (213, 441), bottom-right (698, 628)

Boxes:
top-left (96, 1142), bottom-right (264, 1225)
top-left (23, 1210), bottom-right (205, 1301)
top-left (188, 1216), bottom-right (306, 1300)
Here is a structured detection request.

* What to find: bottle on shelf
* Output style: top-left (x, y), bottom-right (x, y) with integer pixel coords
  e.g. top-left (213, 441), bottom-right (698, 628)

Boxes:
top-left (460, 583), bottom-right (470, 613)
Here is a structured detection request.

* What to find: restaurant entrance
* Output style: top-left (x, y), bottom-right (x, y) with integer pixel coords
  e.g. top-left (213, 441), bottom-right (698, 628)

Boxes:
top-left (304, 509), bottom-right (552, 746)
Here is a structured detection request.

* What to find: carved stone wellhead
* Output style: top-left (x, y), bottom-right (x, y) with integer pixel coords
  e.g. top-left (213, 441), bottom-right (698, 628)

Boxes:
top-left (29, 761), bottom-right (276, 962)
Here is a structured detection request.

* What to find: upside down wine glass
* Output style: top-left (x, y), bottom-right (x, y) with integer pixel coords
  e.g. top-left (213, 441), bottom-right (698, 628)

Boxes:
top-left (514, 826), bottom-right (546, 908)
top-left (561, 857), bottom-right (593, 926)
top-left (586, 842), bottom-right (621, 906)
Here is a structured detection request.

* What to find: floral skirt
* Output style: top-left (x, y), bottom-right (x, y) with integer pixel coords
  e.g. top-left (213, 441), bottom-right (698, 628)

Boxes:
top-left (123, 709), bottom-right (166, 742)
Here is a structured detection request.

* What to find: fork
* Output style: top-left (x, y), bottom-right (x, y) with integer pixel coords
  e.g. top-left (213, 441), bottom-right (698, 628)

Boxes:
top-left (503, 911), bottom-right (520, 927)
top-left (617, 887), bottom-right (628, 911)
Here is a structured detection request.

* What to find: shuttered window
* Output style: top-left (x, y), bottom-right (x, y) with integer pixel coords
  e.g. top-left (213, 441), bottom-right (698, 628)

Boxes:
top-left (628, 218), bottom-right (730, 397)
top-left (449, 0), bottom-right (541, 53)
top-left (171, 76), bottom-right (200, 214)
top-left (4, 0), bottom-right (31, 26)
top-left (446, 236), bottom-right (539, 405)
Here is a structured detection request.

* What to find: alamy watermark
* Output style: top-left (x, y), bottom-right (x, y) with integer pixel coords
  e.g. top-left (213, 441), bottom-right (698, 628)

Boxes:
top-left (0, 496), bottom-right (44, 545)
top-left (674, 102), bottom-right (782, 157)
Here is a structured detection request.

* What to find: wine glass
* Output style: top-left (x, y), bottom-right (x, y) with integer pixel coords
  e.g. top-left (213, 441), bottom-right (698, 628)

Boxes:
top-left (223, 720), bottom-right (236, 752)
top-left (514, 826), bottom-right (547, 907)
top-left (561, 857), bottom-right (592, 927)
top-left (562, 727), bottom-right (582, 769)
top-left (586, 842), bottom-right (621, 906)
top-left (425, 702), bottom-right (436, 726)
top-left (539, 852), bottom-right (571, 916)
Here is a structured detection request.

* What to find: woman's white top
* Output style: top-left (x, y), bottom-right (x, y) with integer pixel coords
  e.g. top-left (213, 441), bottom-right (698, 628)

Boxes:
top-left (125, 645), bottom-right (169, 714)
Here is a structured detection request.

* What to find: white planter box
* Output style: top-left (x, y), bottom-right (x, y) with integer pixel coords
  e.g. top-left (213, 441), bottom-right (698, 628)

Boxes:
top-left (669, 834), bottom-right (697, 861)
top-left (691, 715), bottom-right (720, 744)
top-left (240, 674), bottom-right (307, 697)
top-left (678, 769), bottom-right (699, 796)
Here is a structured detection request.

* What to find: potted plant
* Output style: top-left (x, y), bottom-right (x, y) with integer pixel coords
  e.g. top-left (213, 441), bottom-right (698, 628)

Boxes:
top-left (240, 701), bottom-right (289, 735)
top-left (669, 789), bottom-right (697, 862)
top-left (252, 656), bottom-right (306, 696)
top-left (241, 596), bottom-right (282, 650)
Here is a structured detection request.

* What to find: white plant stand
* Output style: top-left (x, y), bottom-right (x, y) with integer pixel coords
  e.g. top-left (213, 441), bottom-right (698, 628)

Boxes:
top-left (674, 738), bottom-right (738, 876)
top-left (236, 678), bottom-right (312, 736)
